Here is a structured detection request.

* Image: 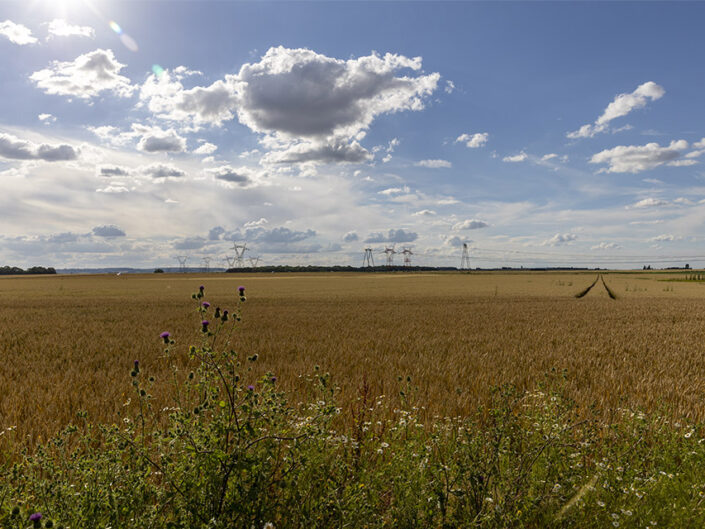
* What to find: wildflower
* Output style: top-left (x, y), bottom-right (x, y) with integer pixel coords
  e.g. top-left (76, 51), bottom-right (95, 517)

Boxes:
top-left (160, 331), bottom-right (171, 344)
top-left (131, 360), bottom-right (139, 377)
top-left (30, 513), bottom-right (42, 528)
top-left (271, 376), bottom-right (277, 383)
top-left (202, 301), bottom-right (210, 309)
top-left (199, 285), bottom-right (205, 293)
top-left (201, 320), bottom-right (209, 332)
top-left (248, 385), bottom-right (255, 391)
top-left (221, 310), bottom-right (229, 322)
top-left (238, 286), bottom-right (245, 295)
top-left (214, 307), bottom-right (221, 318)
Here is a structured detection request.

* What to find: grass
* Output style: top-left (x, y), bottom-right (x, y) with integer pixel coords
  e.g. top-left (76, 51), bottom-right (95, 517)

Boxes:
top-left (3, 276), bottom-right (705, 527)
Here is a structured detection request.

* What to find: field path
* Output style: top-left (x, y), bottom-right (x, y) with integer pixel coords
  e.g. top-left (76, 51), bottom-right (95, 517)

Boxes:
top-left (576, 274), bottom-right (617, 299)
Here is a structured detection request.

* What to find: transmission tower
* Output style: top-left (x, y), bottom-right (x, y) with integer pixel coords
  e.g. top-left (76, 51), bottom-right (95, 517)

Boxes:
top-left (362, 247), bottom-right (375, 267)
top-left (402, 247), bottom-right (413, 267)
top-left (176, 255), bottom-right (188, 273)
top-left (384, 245), bottom-right (396, 266)
top-left (249, 256), bottom-right (260, 267)
top-left (224, 256), bottom-right (236, 269)
top-left (460, 243), bottom-right (471, 270)
top-left (231, 243), bottom-right (248, 267)
top-left (202, 256), bottom-right (211, 273)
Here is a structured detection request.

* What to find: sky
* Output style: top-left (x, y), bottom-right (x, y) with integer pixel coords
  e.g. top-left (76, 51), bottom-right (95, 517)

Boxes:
top-left (3, 0), bottom-right (705, 269)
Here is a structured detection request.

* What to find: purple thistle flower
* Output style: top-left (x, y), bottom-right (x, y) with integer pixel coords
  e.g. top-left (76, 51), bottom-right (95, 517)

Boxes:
top-left (134, 360), bottom-right (139, 371)
top-left (160, 331), bottom-right (171, 344)
top-left (271, 376), bottom-right (277, 383)
top-left (202, 301), bottom-right (210, 309)
top-left (199, 285), bottom-right (205, 292)
top-left (247, 385), bottom-right (255, 391)
top-left (238, 286), bottom-right (245, 294)
top-left (29, 513), bottom-right (42, 522)
top-left (201, 320), bottom-right (209, 332)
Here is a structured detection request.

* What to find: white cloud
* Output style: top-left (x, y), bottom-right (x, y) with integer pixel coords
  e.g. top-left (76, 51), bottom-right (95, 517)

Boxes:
top-left (590, 140), bottom-right (688, 173)
top-left (0, 132), bottom-right (79, 161)
top-left (541, 153), bottom-right (558, 161)
top-left (455, 132), bottom-right (488, 148)
top-left (262, 138), bottom-right (371, 164)
top-left (452, 219), bottom-right (489, 231)
top-left (136, 127), bottom-right (187, 153)
top-left (37, 113), bottom-right (56, 123)
top-left (567, 81), bottom-right (665, 138)
top-left (667, 159), bottom-right (698, 167)
top-left (502, 152), bottom-right (527, 163)
top-left (378, 186), bottom-right (410, 196)
top-left (649, 234), bottom-right (680, 242)
top-left (193, 142), bottom-right (217, 155)
top-left (0, 20), bottom-right (37, 45)
top-left (542, 233), bottom-right (577, 246)
top-left (415, 159), bottom-right (452, 168)
top-left (412, 209), bottom-right (436, 216)
top-left (629, 197), bottom-right (669, 209)
top-left (343, 231), bottom-right (359, 242)
top-left (591, 242), bottom-right (621, 250)
top-left (96, 165), bottom-right (130, 177)
top-left (96, 185), bottom-right (129, 194)
top-left (46, 19), bottom-right (95, 39)
top-left (444, 80), bottom-right (455, 94)
top-left (140, 163), bottom-right (186, 179)
top-left (364, 229), bottom-right (418, 243)
top-left (443, 235), bottom-right (467, 248)
top-left (30, 49), bottom-right (135, 100)
top-left (206, 165), bottom-right (253, 187)
top-left (244, 217), bottom-right (269, 228)
top-left (693, 138), bottom-right (705, 149)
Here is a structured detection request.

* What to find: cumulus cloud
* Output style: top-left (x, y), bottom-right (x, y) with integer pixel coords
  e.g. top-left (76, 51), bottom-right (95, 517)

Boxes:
top-left (263, 139), bottom-right (371, 164)
top-left (455, 132), bottom-right (488, 148)
top-left (140, 163), bottom-right (186, 179)
top-left (244, 218), bottom-right (269, 228)
top-left (541, 153), bottom-right (558, 161)
top-left (193, 142), bottom-right (217, 155)
top-left (590, 140), bottom-right (688, 173)
top-left (245, 226), bottom-right (316, 244)
top-left (415, 159), bottom-right (452, 168)
top-left (97, 165), bottom-right (130, 177)
top-left (629, 197), bottom-right (669, 209)
top-left (0, 132), bottom-right (79, 161)
top-left (365, 228), bottom-right (418, 243)
top-left (206, 165), bottom-right (252, 186)
top-left (38, 113), bottom-right (56, 123)
top-left (542, 233), bottom-right (577, 246)
top-left (136, 127), bottom-right (186, 153)
top-left (96, 185), bottom-right (129, 193)
top-left (452, 219), bottom-right (489, 231)
top-left (649, 234), bottom-right (680, 242)
top-left (591, 242), bottom-right (621, 250)
top-left (30, 49), bottom-right (135, 99)
top-left (412, 209), bottom-right (436, 216)
top-left (208, 226), bottom-right (225, 240)
top-left (92, 225), bottom-right (126, 237)
top-left (443, 235), bottom-right (468, 248)
top-left (567, 81), bottom-right (665, 139)
top-left (343, 231), bottom-right (359, 242)
top-left (0, 20), bottom-right (37, 45)
top-left (378, 186), bottom-right (410, 196)
top-left (502, 152), bottom-right (527, 163)
top-left (174, 237), bottom-right (207, 250)
top-left (46, 19), bottom-right (95, 39)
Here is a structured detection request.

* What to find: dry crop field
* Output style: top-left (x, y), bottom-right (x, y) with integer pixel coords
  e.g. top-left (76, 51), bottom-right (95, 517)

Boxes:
top-left (2, 270), bottom-right (705, 449)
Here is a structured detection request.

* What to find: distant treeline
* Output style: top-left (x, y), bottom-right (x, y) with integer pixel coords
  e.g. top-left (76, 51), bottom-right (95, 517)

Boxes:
top-left (226, 265), bottom-right (458, 273)
top-left (0, 266), bottom-right (56, 275)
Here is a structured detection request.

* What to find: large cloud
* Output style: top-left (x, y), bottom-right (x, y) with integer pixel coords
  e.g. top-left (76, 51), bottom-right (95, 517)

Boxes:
top-left (568, 81), bottom-right (665, 139)
top-left (30, 49), bottom-right (135, 99)
top-left (0, 132), bottom-right (79, 161)
top-left (0, 20), bottom-right (37, 45)
top-left (140, 46), bottom-right (439, 163)
top-left (590, 140), bottom-right (688, 173)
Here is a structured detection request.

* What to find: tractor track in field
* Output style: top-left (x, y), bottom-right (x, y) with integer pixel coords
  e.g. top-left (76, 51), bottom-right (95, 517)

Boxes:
top-left (575, 274), bottom-right (617, 300)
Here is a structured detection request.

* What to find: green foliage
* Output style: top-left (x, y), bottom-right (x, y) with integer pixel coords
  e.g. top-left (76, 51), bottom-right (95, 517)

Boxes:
top-left (0, 266), bottom-right (56, 275)
top-left (3, 286), bottom-right (705, 527)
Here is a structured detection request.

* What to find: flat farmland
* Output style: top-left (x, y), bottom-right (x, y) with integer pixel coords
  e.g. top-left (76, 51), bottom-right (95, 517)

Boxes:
top-left (3, 270), bottom-right (705, 448)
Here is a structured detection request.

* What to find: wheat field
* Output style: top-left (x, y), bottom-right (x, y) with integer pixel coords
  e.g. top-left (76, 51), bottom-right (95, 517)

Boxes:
top-left (2, 270), bottom-right (705, 449)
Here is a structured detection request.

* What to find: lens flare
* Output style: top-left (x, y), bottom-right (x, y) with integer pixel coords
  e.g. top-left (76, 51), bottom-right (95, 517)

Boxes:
top-left (152, 64), bottom-right (165, 78)
top-left (109, 21), bottom-right (122, 34)
top-left (120, 34), bottom-right (138, 52)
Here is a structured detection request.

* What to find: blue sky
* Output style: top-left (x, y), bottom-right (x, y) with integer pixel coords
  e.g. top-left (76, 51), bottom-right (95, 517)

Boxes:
top-left (3, 0), bottom-right (705, 269)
